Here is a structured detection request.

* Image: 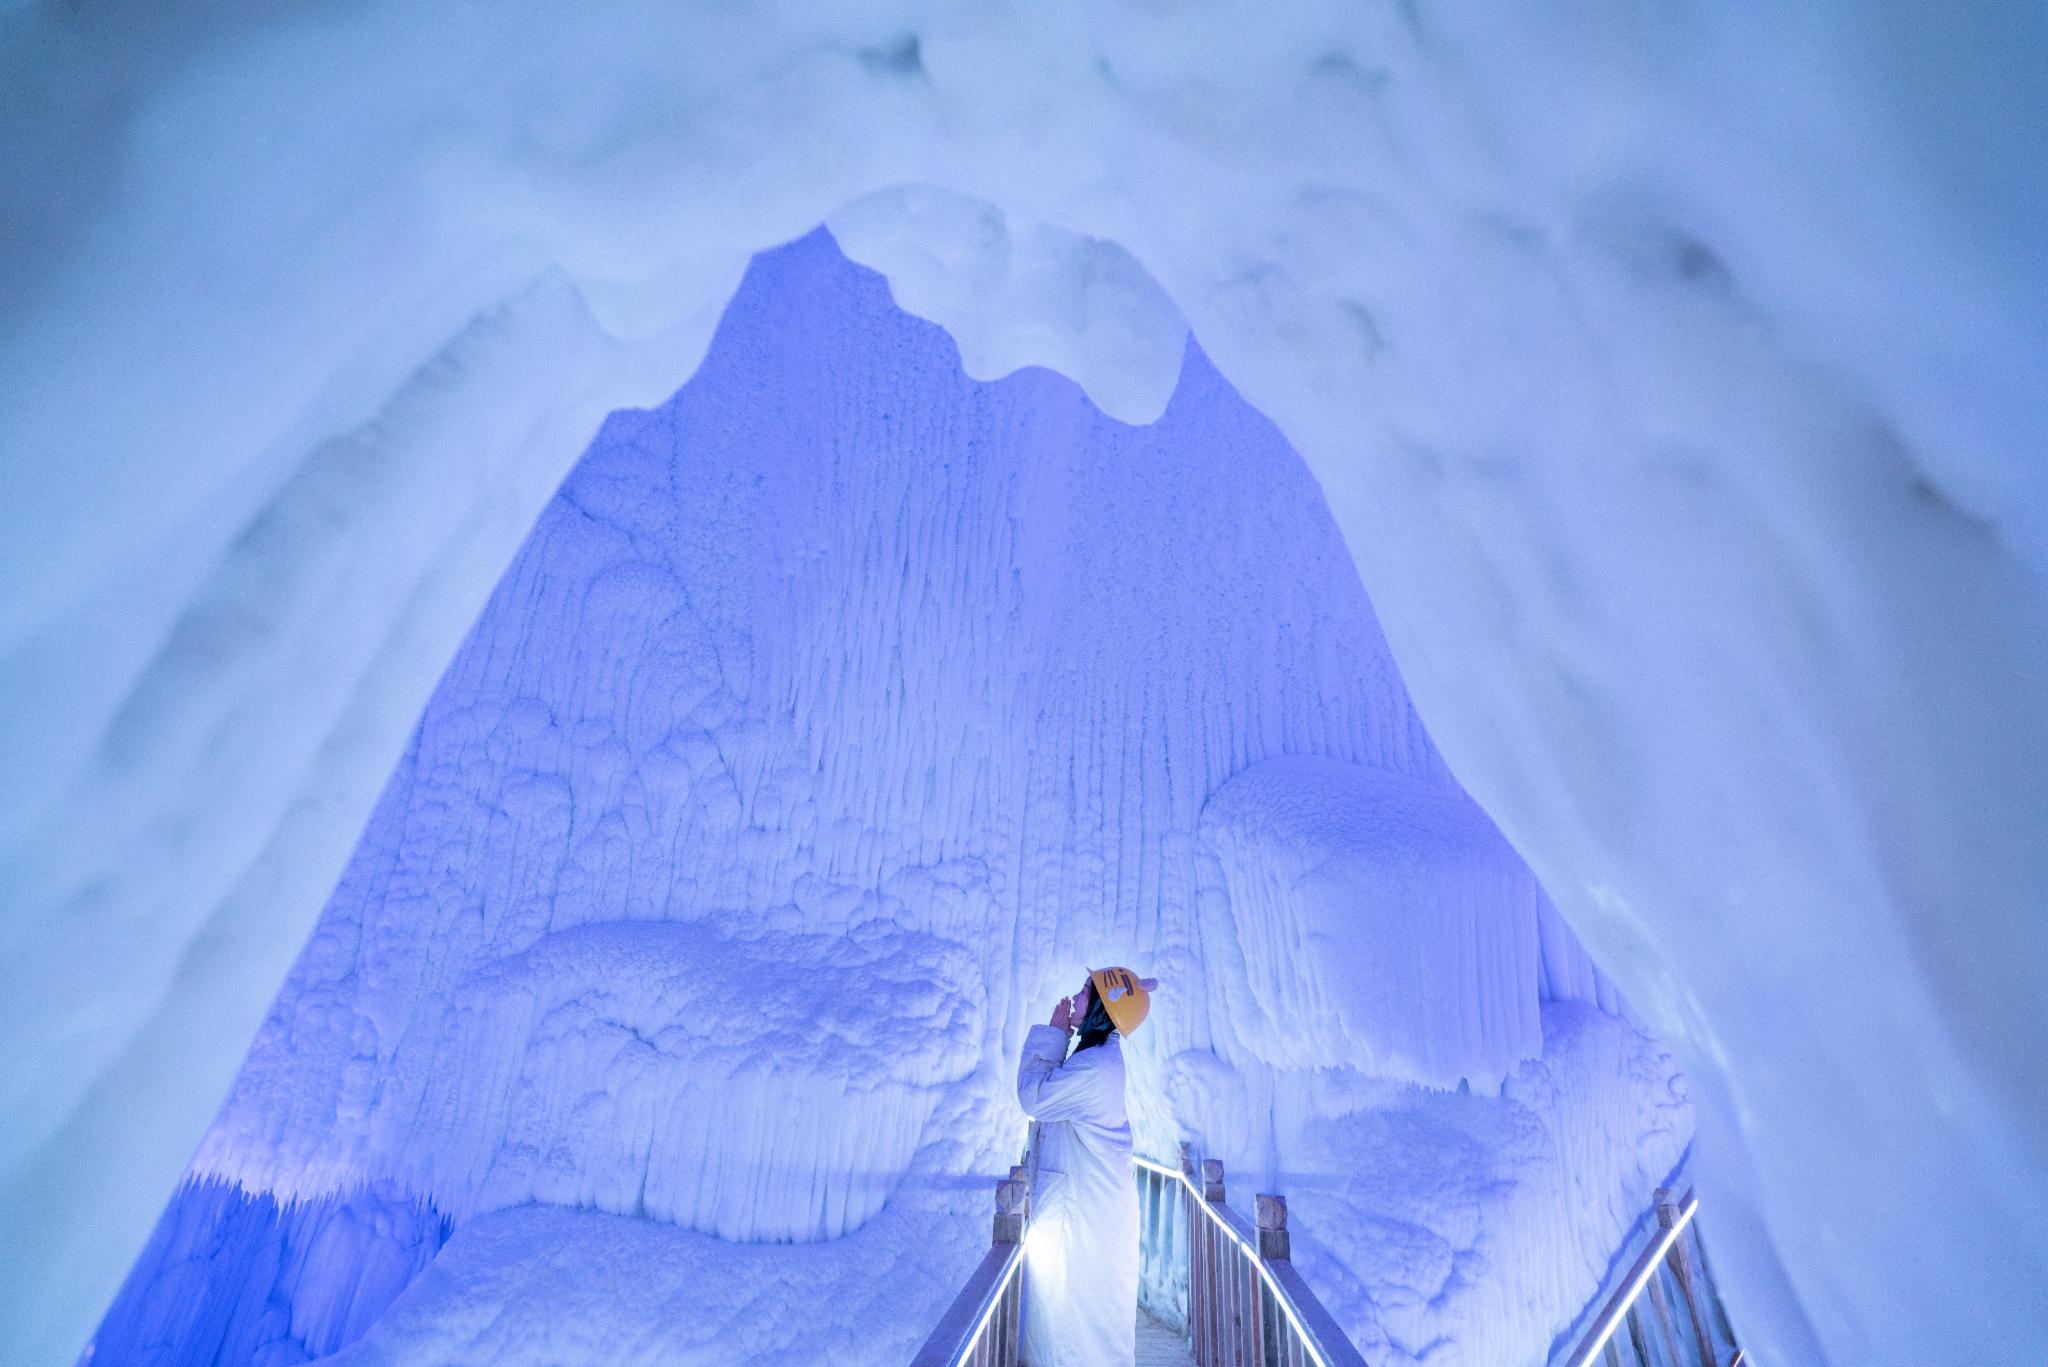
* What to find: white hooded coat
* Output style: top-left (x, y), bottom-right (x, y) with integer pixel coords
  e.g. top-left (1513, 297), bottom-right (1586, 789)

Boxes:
top-left (1016, 1023), bottom-right (1139, 1367)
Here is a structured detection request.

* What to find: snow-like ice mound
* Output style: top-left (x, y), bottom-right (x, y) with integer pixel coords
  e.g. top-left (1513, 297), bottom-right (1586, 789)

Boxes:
top-left (401, 919), bottom-right (980, 1238)
top-left (319, 1194), bottom-right (983, 1367)
top-left (1201, 756), bottom-right (1544, 1089)
top-left (1285, 1004), bottom-right (1691, 1367)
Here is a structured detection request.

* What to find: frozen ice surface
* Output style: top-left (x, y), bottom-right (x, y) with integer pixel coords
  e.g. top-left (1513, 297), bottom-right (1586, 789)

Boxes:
top-left (1200, 756), bottom-right (1547, 1090)
top-left (91, 233), bottom-right (1668, 1366)
top-left (317, 1194), bottom-right (986, 1367)
top-left (1279, 1004), bottom-right (1691, 1367)
top-left (3, 3), bottom-right (2045, 1363)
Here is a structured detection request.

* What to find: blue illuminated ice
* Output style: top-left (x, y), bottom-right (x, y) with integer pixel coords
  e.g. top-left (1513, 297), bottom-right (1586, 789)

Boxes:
top-left (3, 4), bottom-right (2044, 1364)
top-left (88, 233), bottom-right (1684, 1365)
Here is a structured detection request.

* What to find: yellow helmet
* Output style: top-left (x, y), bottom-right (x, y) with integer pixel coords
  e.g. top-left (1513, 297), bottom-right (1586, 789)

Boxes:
top-left (1088, 967), bottom-right (1154, 1035)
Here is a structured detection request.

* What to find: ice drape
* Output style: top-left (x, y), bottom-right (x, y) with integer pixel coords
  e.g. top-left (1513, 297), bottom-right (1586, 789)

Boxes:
top-left (1016, 1024), bottom-right (1139, 1367)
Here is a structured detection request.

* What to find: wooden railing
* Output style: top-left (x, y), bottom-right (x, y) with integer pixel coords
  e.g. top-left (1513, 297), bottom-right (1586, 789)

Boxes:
top-left (1135, 1146), bottom-right (1372, 1367)
top-left (909, 1168), bottom-right (1029, 1367)
top-left (917, 1158), bottom-right (1740, 1367)
top-left (1564, 1187), bottom-right (1743, 1367)
top-left (916, 1145), bottom-right (1373, 1367)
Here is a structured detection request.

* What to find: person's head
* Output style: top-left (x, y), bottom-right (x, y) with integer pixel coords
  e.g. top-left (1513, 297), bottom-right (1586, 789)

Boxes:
top-left (1071, 967), bottom-right (1155, 1052)
top-left (1088, 967), bottom-right (1152, 1034)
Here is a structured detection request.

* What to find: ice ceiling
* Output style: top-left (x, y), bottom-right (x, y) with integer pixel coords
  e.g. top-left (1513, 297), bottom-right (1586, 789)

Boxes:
top-left (2, 3), bottom-right (2045, 1365)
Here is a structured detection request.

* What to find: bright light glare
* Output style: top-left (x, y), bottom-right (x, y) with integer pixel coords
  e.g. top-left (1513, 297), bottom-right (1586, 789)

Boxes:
top-left (1024, 1216), bottom-right (1064, 1283)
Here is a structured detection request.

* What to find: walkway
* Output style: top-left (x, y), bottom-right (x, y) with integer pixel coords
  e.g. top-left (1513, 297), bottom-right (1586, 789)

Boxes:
top-left (1137, 1310), bottom-right (1196, 1367)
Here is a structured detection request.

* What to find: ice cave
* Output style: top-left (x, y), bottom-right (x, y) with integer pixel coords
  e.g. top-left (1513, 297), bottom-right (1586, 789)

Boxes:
top-left (2, 5), bottom-right (2044, 1367)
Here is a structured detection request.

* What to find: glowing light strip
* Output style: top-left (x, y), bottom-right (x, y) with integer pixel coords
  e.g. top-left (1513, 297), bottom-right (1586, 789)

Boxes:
top-left (949, 1242), bottom-right (1025, 1367)
top-left (1566, 1190), bottom-right (1700, 1367)
top-left (1130, 1154), bottom-right (1334, 1367)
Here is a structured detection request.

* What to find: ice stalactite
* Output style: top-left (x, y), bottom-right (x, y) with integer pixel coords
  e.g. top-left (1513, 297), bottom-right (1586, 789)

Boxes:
top-left (91, 1181), bottom-right (452, 1367)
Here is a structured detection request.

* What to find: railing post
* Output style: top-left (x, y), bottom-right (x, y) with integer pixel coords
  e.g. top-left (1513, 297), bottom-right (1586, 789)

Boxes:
top-left (1647, 1271), bottom-right (1687, 1365)
top-left (1253, 1194), bottom-right (1287, 1367)
top-left (997, 1178), bottom-right (1028, 1367)
top-left (1196, 1164), bottom-right (1228, 1367)
top-left (1256, 1194), bottom-right (1290, 1262)
top-left (1657, 1189), bottom-right (1718, 1366)
top-left (1626, 1301), bottom-right (1653, 1365)
top-left (1182, 1149), bottom-right (1199, 1365)
top-left (995, 1178), bottom-right (1027, 1245)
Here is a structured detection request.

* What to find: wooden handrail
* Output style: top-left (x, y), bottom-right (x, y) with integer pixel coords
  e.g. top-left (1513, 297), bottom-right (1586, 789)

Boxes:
top-left (909, 1175), bottom-right (1028, 1367)
top-left (917, 1143), bottom-right (1375, 1366)
top-left (1564, 1186), bottom-right (1741, 1367)
top-left (1135, 1146), bottom-right (1373, 1367)
top-left (921, 1148), bottom-right (1738, 1367)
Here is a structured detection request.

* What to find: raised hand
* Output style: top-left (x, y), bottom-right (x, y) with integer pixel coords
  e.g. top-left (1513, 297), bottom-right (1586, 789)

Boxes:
top-left (1050, 995), bottom-right (1074, 1033)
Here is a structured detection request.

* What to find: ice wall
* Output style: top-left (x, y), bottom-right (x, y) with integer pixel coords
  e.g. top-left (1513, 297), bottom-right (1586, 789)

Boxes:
top-left (93, 233), bottom-right (1667, 1365)
top-left (4, 3), bottom-right (2045, 1363)
top-left (89, 1180), bottom-right (452, 1367)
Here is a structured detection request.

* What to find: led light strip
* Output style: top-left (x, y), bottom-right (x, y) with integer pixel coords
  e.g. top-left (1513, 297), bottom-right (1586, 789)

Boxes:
top-left (1566, 1190), bottom-right (1700, 1367)
top-left (948, 1242), bottom-right (1026, 1367)
top-left (1130, 1153), bottom-right (1333, 1367)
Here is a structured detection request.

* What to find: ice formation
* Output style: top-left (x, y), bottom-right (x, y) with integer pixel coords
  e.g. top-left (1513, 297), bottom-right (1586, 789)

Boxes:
top-left (3, 3), bottom-right (2044, 1364)
top-left (90, 233), bottom-right (1677, 1365)
top-left (1202, 756), bottom-right (1550, 1088)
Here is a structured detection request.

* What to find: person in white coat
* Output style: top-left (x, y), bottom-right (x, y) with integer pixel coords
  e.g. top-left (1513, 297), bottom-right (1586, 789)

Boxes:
top-left (1016, 967), bottom-right (1155, 1367)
